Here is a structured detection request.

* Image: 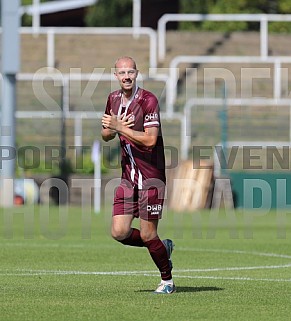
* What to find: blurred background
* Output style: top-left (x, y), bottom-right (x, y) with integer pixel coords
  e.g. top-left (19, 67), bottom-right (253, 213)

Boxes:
top-left (1, 0), bottom-right (291, 209)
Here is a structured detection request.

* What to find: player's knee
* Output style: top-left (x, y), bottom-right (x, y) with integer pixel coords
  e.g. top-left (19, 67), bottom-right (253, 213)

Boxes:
top-left (111, 225), bottom-right (129, 241)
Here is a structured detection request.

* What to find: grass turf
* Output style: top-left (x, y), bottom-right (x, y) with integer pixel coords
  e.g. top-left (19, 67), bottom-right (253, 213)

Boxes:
top-left (0, 206), bottom-right (291, 321)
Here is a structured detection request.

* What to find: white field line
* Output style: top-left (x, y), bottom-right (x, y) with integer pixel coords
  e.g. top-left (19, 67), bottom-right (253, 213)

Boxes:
top-left (0, 270), bottom-right (154, 276)
top-left (1, 270), bottom-right (291, 283)
top-left (1, 261), bottom-right (291, 277)
top-left (1, 247), bottom-right (291, 282)
top-left (174, 275), bottom-right (291, 282)
top-left (179, 247), bottom-right (291, 260)
top-left (175, 263), bottom-right (291, 272)
top-left (3, 243), bottom-right (291, 260)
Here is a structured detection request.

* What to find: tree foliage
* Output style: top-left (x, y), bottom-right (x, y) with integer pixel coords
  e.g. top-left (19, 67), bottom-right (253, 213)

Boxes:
top-left (21, 0), bottom-right (47, 26)
top-left (21, 0), bottom-right (291, 33)
top-left (85, 0), bottom-right (132, 27)
top-left (179, 0), bottom-right (291, 32)
top-left (84, 0), bottom-right (291, 33)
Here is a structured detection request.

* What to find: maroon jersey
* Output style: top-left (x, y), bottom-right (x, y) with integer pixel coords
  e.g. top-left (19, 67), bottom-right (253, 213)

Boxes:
top-left (104, 87), bottom-right (166, 189)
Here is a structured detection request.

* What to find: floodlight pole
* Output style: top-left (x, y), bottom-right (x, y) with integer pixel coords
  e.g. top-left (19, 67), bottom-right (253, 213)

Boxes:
top-left (0, 0), bottom-right (20, 207)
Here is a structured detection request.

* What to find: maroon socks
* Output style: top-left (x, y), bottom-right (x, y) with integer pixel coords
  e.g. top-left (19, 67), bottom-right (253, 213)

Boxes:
top-left (119, 229), bottom-right (172, 281)
top-left (144, 237), bottom-right (172, 281)
top-left (119, 228), bottom-right (144, 247)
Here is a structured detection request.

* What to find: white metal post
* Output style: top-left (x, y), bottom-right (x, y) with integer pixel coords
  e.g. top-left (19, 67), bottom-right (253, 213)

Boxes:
top-left (132, 0), bottom-right (141, 39)
top-left (32, 0), bottom-right (40, 36)
top-left (273, 59), bottom-right (281, 100)
top-left (47, 28), bottom-right (55, 68)
top-left (1, 0), bottom-right (20, 207)
top-left (91, 141), bottom-right (101, 213)
top-left (74, 117), bottom-right (83, 158)
top-left (1, 75), bottom-right (17, 207)
top-left (260, 16), bottom-right (268, 58)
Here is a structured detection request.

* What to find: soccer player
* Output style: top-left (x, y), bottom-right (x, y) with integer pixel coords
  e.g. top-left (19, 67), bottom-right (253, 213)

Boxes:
top-left (101, 56), bottom-right (175, 294)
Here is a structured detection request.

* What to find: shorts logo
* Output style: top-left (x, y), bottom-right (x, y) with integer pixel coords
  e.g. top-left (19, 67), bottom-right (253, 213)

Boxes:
top-left (147, 204), bottom-right (162, 215)
top-left (145, 113), bottom-right (158, 121)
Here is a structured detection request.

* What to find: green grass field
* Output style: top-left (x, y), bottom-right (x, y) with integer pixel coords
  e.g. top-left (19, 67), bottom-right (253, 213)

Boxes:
top-left (0, 206), bottom-right (291, 321)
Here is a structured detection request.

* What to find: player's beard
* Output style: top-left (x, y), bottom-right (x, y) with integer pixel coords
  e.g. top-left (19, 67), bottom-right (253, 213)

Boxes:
top-left (122, 79), bottom-right (135, 95)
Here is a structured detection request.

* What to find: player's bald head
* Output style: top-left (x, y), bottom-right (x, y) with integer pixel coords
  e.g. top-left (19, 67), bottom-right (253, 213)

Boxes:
top-left (115, 56), bottom-right (137, 70)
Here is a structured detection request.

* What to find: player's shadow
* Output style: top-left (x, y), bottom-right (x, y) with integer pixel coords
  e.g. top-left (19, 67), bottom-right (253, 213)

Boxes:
top-left (137, 286), bottom-right (223, 293)
top-left (177, 286), bottom-right (224, 293)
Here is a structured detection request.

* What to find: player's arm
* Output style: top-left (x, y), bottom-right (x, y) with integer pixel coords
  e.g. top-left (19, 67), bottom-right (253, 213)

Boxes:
top-left (117, 125), bottom-right (158, 149)
top-left (101, 96), bottom-right (118, 142)
top-left (101, 126), bottom-right (116, 142)
top-left (103, 110), bottom-right (158, 148)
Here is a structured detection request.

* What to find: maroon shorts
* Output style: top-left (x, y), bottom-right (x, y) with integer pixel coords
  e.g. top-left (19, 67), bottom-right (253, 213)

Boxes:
top-left (113, 181), bottom-right (165, 220)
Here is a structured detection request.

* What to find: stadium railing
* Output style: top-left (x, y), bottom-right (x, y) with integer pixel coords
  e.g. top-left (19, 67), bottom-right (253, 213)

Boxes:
top-left (157, 13), bottom-right (291, 61)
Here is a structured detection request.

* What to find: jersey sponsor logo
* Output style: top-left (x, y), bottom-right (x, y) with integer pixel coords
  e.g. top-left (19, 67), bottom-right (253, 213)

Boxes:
top-left (145, 113), bottom-right (158, 121)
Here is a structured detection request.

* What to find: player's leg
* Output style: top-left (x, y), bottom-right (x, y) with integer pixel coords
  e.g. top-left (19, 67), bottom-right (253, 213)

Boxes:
top-left (140, 218), bottom-right (175, 294)
top-left (112, 182), bottom-right (144, 247)
top-left (140, 218), bottom-right (172, 277)
top-left (139, 185), bottom-right (175, 293)
top-left (111, 214), bottom-right (134, 241)
top-left (111, 214), bottom-right (144, 247)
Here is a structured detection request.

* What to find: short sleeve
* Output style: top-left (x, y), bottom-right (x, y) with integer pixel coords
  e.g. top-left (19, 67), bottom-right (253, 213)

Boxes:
top-left (143, 95), bottom-right (160, 128)
top-left (104, 95), bottom-right (112, 115)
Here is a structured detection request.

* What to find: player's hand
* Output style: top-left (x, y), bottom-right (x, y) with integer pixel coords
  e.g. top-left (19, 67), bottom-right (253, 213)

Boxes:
top-left (119, 112), bottom-right (135, 128)
top-left (102, 110), bottom-right (135, 132)
top-left (101, 113), bottom-right (112, 129)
